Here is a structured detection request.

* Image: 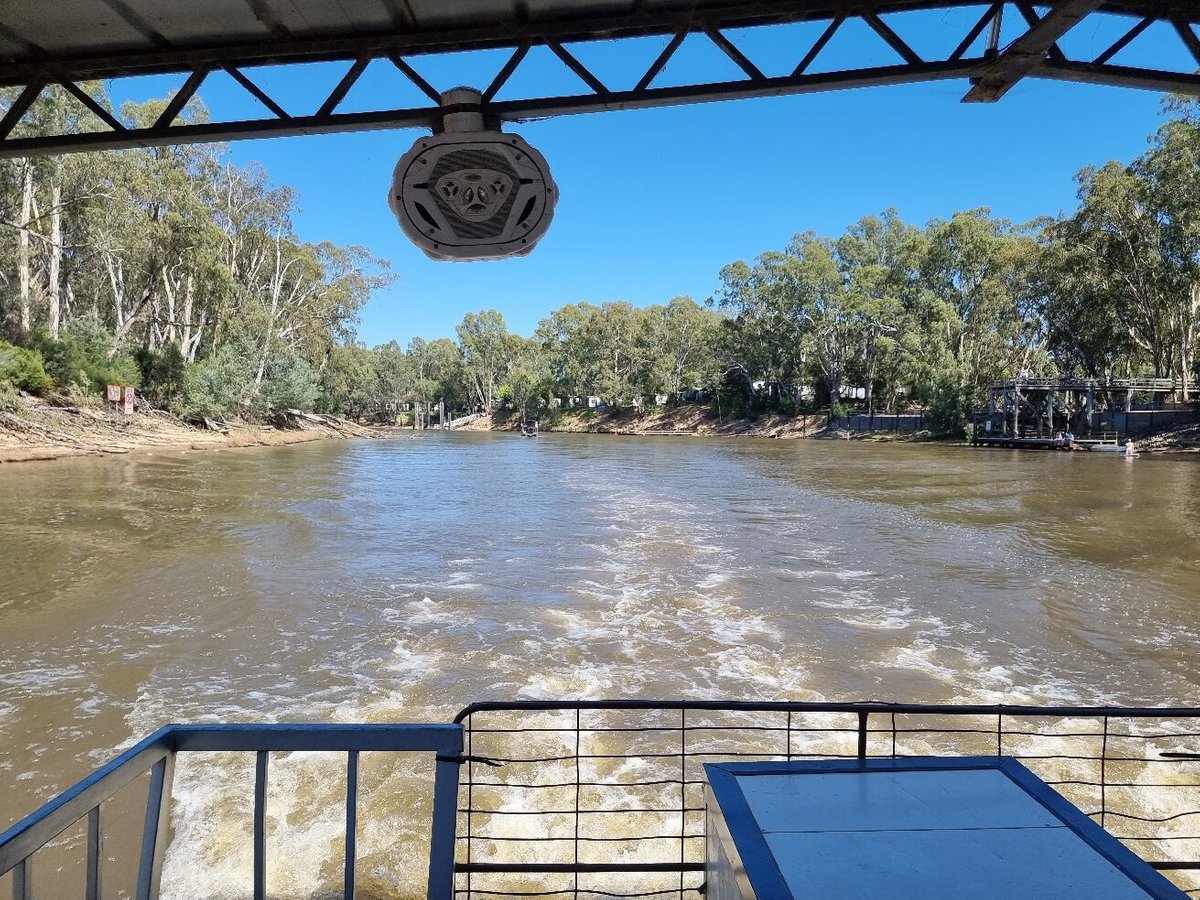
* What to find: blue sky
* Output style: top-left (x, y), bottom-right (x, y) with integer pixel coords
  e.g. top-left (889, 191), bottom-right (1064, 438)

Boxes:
top-left (113, 10), bottom-right (1194, 348)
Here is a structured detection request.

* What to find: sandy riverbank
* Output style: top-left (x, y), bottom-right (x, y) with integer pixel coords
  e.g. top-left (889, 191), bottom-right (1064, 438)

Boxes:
top-left (0, 395), bottom-right (384, 464)
top-left (6, 394), bottom-right (1194, 463)
top-left (462, 406), bottom-right (852, 439)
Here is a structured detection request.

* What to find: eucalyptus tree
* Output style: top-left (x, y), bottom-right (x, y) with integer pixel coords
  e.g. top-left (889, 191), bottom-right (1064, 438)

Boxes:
top-left (319, 342), bottom-right (379, 419)
top-left (535, 302), bottom-right (597, 399)
top-left (835, 210), bottom-right (921, 413)
top-left (713, 259), bottom-right (789, 404)
top-left (424, 336), bottom-right (469, 414)
top-left (373, 339), bottom-right (411, 419)
top-left (583, 301), bottom-right (650, 403)
top-left (1032, 216), bottom-right (1131, 379)
top-left (920, 209), bottom-right (1045, 396)
top-left (1129, 96), bottom-right (1200, 397)
top-left (87, 97), bottom-right (226, 359)
top-left (500, 333), bottom-right (548, 418)
top-left (642, 296), bottom-right (721, 398)
top-left (456, 309), bottom-right (511, 411)
top-left (0, 84), bottom-right (112, 340)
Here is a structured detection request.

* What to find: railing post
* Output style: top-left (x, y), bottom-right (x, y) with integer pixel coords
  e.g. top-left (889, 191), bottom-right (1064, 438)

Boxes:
top-left (136, 752), bottom-right (176, 900)
top-left (345, 750), bottom-right (359, 900)
top-left (254, 751), bottom-right (268, 900)
top-left (680, 707), bottom-right (687, 897)
top-left (574, 708), bottom-right (582, 900)
top-left (428, 730), bottom-right (463, 900)
top-left (1100, 716), bottom-right (1109, 830)
top-left (12, 857), bottom-right (31, 900)
top-left (857, 711), bottom-right (869, 762)
top-left (86, 805), bottom-right (103, 900)
top-left (464, 716), bottom-right (474, 900)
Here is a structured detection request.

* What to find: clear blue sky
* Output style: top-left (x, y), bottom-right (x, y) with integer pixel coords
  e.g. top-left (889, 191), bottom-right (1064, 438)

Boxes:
top-left (116, 12), bottom-right (1194, 348)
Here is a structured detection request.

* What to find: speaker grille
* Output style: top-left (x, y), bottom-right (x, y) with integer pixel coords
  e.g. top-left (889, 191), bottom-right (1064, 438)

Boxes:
top-left (427, 149), bottom-right (520, 240)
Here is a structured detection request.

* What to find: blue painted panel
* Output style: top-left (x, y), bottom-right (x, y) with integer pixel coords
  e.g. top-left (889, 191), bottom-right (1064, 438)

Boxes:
top-left (764, 827), bottom-right (1153, 899)
top-left (704, 758), bottom-right (1188, 900)
top-left (738, 769), bottom-right (1061, 833)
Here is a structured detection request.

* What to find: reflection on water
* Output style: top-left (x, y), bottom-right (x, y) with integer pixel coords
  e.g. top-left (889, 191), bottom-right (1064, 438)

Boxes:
top-left (1, 435), bottom-right (1198, 892)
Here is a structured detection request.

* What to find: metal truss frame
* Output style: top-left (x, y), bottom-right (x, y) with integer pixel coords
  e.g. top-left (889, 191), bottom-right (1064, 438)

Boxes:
top-left (1, 1), bottom-right (1198, 158)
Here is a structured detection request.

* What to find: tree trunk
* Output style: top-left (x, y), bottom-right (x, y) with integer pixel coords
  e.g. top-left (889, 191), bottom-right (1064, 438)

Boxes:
top-left (1178, 283), bottom-right (1197, 402)
top-left (17, 162), bottom-right (33, 336)
top-left (47, 181), bottom-right (62, 339)
top-left (864, 330), bottom-right (878, 415)
top-left (107, 286), bottom-right (155, 358)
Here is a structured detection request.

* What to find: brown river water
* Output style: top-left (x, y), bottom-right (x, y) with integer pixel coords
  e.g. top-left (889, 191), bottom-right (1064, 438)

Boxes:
top-left (1, 433), bottom-right (1198, 896)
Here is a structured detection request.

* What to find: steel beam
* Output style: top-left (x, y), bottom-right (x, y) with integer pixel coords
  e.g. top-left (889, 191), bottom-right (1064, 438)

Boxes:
top-left (0, 60), bottom-right (979, 158)
top-left (963, 0), bottom-right (1106, 101)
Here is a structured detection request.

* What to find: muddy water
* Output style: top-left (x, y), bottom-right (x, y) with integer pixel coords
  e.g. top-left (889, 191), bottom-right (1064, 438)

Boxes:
top-left (1, 434), bottom-right (1198, 894)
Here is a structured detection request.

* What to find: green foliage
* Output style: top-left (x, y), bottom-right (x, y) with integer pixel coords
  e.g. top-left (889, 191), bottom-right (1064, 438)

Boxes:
top-left (254, 355), bottom-right (319, 418)
top-left (923, 375), bottom-right (976, 439)
top-left (319, 344), bottom-right (379, 420)
top-left (35, 318), bottom-right (139, 394)
top-left (178, 343), bottom-right (255, 420)
top-left (0, 380), bottom-right (19, 412)
top-left (135, 343), bottom-right (186, 405)
top-left (0, 341), bottom-right (51, 394)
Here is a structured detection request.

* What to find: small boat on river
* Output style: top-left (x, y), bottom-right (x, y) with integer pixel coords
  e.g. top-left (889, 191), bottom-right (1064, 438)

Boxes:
top-left (1088, 441), bottom-right (1139, 456)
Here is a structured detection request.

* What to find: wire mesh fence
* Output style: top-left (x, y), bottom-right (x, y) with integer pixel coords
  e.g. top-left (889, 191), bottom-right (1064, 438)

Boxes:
top-left (452, 701), bottom-right (1200, 899)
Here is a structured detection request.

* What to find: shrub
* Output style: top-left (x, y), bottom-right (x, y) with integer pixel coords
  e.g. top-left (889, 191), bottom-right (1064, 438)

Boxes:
top-left (135, 343), bottom-right (186, 405)
top-left (253, 356), bottom-right (319, 419)
top-left (35, 318), bottom-right (138, 394)
top-left (179, 343), bottom-right (255, 420)
top-left (0, 341), bottom-right (51, 394)
top-left (924, 375), bottom-right (977, 439)
top-left (0, 381), bottom-right (19, 412)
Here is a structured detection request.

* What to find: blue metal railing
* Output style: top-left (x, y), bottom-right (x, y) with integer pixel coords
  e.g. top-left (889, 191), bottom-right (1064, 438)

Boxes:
top-left (7, 703), bottom-right (1200, 899)
top-left (0, 723), bottom-right (462, 900)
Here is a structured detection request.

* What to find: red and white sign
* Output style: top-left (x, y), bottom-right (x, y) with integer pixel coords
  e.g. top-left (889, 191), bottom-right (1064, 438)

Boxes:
top-left (107, 384), bottom-right (121, 403)
top-left (123, 386), bottom-right (135, 415)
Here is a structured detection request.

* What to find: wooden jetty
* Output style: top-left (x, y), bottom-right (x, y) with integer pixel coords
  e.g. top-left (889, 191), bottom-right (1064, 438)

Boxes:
top-left (972, 377), bottom-right (1179, 449)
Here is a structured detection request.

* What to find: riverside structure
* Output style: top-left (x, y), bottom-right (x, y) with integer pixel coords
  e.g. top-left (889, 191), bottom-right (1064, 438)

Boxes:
top-left (972, 377), bottom-right (1187, 449)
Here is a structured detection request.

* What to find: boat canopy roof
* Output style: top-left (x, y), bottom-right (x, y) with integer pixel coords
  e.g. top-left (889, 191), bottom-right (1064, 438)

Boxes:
top-left (1, 0), bottom-right (1198, 156)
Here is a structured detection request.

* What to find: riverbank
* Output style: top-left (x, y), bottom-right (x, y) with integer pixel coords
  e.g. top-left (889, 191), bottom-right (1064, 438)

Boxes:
top-left (0, 394), bottom-right (383, 464)
top-left (467, 404), bottom-right (1200, 451)
top-left (462, 406), bottom-right (834, 439)
top-left (464, 405), bottom-right (922, 440)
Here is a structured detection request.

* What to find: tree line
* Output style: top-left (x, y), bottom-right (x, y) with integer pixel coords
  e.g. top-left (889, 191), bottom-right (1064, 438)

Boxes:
top-left (0, 85), bottom-right (389, 420)
top-left (2, 87), bottom-right (1198, 435)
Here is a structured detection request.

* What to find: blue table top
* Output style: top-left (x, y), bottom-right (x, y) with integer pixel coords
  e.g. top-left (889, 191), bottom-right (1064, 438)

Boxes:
top-left (705, 757), bottom-right (1187, 900)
